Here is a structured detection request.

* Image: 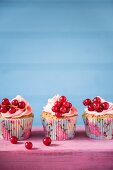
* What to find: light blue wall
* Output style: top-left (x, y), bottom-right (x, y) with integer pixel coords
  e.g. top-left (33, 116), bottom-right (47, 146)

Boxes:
top-left (0, 0), bottom-right (113, 126)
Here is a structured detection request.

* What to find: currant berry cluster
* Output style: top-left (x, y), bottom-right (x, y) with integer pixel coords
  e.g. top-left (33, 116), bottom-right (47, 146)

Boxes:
top-left (52, 96), bottom-right (72, 118)
top-left (83, 97), bottom-right (109, 112)
top-left (0, 98), bottom-right (26, 114)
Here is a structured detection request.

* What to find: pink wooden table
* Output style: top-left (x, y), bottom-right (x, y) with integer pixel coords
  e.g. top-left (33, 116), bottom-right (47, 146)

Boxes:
top-left (0, 126), bottom-right (113, 170)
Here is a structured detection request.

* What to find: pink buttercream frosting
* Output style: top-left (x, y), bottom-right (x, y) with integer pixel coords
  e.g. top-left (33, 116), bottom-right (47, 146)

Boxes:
top-left (43, 94), bottom-right (78, 116)
top-left (85, 96), bottom-right (113, 115)
top-left (0, 95), bottom-right (33, 118)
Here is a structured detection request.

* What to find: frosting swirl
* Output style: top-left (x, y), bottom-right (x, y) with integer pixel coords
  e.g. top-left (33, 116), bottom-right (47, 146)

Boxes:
top-left (0, 95), bottom-right (33, 118)
top-left (43, 94), bottom-right (78, 116)
top-left (85, 96), bottom-right (113, 115)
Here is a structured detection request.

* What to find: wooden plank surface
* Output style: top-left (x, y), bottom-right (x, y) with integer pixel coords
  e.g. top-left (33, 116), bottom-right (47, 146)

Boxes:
top-left (0, 126), bottom-right (113, 170)
top-left (0, 0), bottom-right (113, 126)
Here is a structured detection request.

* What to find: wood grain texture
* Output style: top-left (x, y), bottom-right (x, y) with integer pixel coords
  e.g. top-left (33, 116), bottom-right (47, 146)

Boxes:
top-left (0, 152), bottom-right (113, 170)
top-left (0, 126), bottom-right (113, 170)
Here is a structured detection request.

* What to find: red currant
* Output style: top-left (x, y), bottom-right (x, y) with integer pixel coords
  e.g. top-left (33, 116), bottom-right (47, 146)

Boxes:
top-left (83, 99), bottom-right (91, 106)
top-left (55, 112), bottom-right (62, 118)
top-left (66, 107), bottom-right (70, 113)
top-left (6, 106), bottom-right (10, 111)
top-left (96, 104), bottom-right (103, 112)
top-left (11, 99), bottom-right (19, 107)
top-left (54, 101), bottom-right (62, 107)
top-left (68, 102), bottom-right (72, 108)
top-left (10, 136), bottom-right (18, 144)
top-left (52, 105), bottom-right (58, 112)
top-left (93, 97), bottom-right (101, 103)
top-left (9, 107), bottom-right (16, 114)
top-left (25, 142), bottom-right (33, 150)
top-left (60, 106), bottom-right (67, 113)
top-left (0, 106), bottom-right (7, 113)
top-left (2, 98), bottom-right (10, 105)
top-left (18, 101), bottom-right (25, 109)
top-left (93, 101), bottom-right (100, 111)
top-left (58, 96), bottom-right (67, 102)
top-left (88, 104), bottom-right (95, 111)
top-left (101, 102), bottom-right (109, 110)
top-left (63, 101), bottom-right (70, 108)
top-left (43, 137), bottom-right (51, 146)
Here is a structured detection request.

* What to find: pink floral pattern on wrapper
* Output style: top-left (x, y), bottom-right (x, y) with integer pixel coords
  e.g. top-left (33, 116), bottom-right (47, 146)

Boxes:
top-left (88, 121), bottom-right (101, 137)
top-left (43, 125), bottom-right (48, 135)
top-left (0, 117), bottom-right (33, 140)
top-left (23, 128), bottom-right (31, 139)
top-left (56, 124), bottom-right (68, 140)
top-left (1, 123), bottom-right (10, 140)
top-left (41, 116), bottom-right (77, 140)
top-left (107, 118), bottom-right (113, 123)
top-left (83, 117), bottom-right (113, 140)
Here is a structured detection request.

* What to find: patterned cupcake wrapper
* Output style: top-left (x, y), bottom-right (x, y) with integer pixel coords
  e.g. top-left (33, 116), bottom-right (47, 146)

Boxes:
top-left (0, 116), bottom-right (33, 140)
top-left (41, 116), bottom-right (77, 140)
top-left (83, 115), bottom-right (113, 140)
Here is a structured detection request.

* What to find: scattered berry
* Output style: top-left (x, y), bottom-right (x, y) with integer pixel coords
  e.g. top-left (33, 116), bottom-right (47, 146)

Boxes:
top-left (9, 107), bottom-right (16, 114)
top-left (52, 106), bottom-right (58, 112)
top-left (43, 137), bottom-right (51, 146)
top-left (83, 99), bottom-right (91, 106)
top-left (0, 106), bottom-right (7, 113)
top-left (101, 102), bottom-right (109, 110)
top-left (55, 112), bottom-right (62, 118)
top-left (60, 106), bottom-right (67, 113)
top-left (11, 99), bottom-right (19, 107)
top-left (2, 98), bottom-right (10, 105)
top-left (18, 101), bottom-right (25, 109)
top-left (25, 141), bottom-right (33, 150)
top-left (10, 136), bottom-right (18, 144)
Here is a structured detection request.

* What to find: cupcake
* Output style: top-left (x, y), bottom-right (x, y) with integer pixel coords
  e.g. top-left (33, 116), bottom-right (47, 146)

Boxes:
top-left (0, 95), bottom-right (34, 140)
top-left (41, 95), bottom-right (78, 140)
top-left (82, 96), bottom-right (113, 140)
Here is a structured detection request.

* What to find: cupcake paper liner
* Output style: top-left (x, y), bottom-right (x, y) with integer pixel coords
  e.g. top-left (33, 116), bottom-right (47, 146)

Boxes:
top-left (83, 115), bottom-right (113, 140)
top-left (41, 116), bottom-right (77, 140)
top-left (0, 116), bottom-right (33, 140)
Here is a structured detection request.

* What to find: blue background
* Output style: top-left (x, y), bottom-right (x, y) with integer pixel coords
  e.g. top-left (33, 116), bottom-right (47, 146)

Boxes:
top-left (0, 0), bottom-right (113, 126)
